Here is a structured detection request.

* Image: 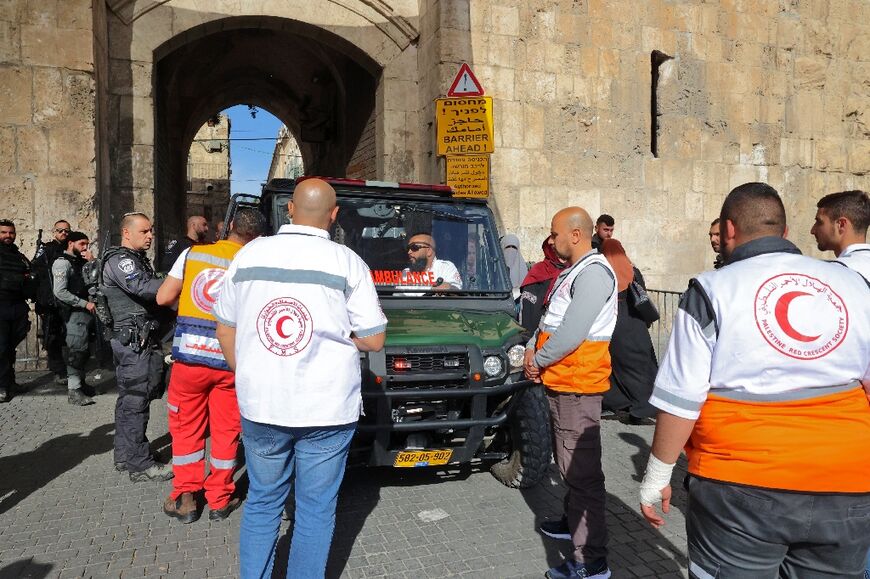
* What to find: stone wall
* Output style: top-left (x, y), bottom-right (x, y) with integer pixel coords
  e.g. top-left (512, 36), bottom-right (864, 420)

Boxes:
top-left (0, 0), bottom-right (98, 257)
top-left (449, 0), bottom-right (870, 290)
top-left (186, 114), bottom-right (230, 227)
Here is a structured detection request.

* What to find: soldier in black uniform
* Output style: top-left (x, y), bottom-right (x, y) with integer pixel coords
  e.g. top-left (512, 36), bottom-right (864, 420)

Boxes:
top-left (32, 219), bottom-right (70, 383)
top-left (0, 220), bottom-right (35, 403)
top-left (101, 213), bottom-right (173, 482)
top-left (51, 231), bottom-right (97, 406)
top-left (160, 215), bottom-right (208, 272)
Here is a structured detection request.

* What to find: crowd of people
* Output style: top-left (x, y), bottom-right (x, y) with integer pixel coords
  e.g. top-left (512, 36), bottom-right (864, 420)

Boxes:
top-left (0, 181), bottom-right (867, 578)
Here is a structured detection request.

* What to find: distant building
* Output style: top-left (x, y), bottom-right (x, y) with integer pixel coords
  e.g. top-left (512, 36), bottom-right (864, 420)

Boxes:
top-left (187, 114), bottom-right (231, 225)
top-left (267, 126), bottom-right (304, 183)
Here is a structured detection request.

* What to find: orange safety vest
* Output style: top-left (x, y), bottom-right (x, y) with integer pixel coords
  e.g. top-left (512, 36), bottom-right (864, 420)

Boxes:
top-left (686, 386), bottom-right (870, 493)
top-left (172, 240), bottom-right (241, 370)
top-left (535, 331), bottom-right (612, 395)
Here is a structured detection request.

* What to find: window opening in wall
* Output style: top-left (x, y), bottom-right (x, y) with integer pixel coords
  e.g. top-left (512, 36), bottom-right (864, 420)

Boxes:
top-left (650, 50), bottom-right (673, 158)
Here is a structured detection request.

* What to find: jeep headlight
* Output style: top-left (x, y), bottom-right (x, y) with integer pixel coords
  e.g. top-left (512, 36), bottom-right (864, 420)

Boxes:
top-left (507, 344), bottom-right (525, 369)
top-left (483, 355), bottom-right (503, 377)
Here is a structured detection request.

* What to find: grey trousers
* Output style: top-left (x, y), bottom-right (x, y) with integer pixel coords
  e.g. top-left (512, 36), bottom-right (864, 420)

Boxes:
top-left (547, 391), bottom-right (607, 563)
top-left (687, 476), bottom-right (870, 578)
top-left (64, 310), bottom-right (93, 390)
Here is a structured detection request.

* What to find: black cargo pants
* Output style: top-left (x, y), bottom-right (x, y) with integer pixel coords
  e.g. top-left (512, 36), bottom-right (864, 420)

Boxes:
top-left (0, 301), bottom-right (30, 393)
top-left (39, 308), bottom-right (66, 377)
top-left (111, 338), bottom-right (164, 472)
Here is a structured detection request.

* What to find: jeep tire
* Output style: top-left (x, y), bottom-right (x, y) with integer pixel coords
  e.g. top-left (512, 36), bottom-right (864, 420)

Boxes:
top-left (490, 384), bottom-right (552, 489)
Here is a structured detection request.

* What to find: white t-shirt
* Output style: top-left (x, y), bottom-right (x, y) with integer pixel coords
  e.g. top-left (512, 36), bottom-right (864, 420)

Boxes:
top-left (167, 248), bottom-right (190, 280)
top-left (212, 224), bottom-right (387, 428)
top-left (837, 243), bottom-right (870, 282)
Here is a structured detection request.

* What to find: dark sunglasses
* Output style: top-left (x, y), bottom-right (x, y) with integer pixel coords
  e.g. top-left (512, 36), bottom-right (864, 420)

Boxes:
top-left (407, 243), bottom-right (430, 252)
top-left (54, 228), bottom-right (71, 233)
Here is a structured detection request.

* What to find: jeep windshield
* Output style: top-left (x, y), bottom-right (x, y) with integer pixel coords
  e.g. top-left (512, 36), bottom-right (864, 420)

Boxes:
top-left (270, 194), bottom-right (511, 297)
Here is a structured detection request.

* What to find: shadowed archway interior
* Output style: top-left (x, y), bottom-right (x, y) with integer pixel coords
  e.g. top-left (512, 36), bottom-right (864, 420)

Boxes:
top-left (153, 16), bottom-right (380, 246)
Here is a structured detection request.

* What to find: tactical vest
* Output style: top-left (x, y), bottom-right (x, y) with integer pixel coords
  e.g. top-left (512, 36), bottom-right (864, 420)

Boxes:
top-left (536, 252), bottom-right (617, 394)
top-left (172, 240), bottom-right (241, 370)
top-left (56, 254), bottom-right (89, 300)
top-left (100, 247), bottom-right (155, 327)
top-left (33, 240), bottom-right (64, 307)
top-left (0, 244), bottom-right (32, 302)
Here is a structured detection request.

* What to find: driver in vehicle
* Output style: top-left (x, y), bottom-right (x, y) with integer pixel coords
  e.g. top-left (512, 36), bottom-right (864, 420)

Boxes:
top-left (404, 233), bottom-right (463, 290)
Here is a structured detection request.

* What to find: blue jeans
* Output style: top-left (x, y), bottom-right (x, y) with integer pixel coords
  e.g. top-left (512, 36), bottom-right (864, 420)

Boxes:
top-left (239, 417), bottom-right (356, 579)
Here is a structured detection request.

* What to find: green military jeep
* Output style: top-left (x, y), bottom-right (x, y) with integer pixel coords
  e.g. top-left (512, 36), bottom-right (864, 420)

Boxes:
top-left (231, 176), bottom-right (551, 488)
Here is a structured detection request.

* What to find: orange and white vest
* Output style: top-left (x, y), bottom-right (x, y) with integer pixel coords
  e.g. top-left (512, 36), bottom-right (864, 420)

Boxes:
top-left (172, 240), bottom-right (241, 370)
top-left (536, 252), bottom-right (617, 394)
top-left (652, 240), bottom-right (870, 493)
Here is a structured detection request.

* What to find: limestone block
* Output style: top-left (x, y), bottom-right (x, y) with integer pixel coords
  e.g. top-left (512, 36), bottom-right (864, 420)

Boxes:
top-left (21, 25), bottom-right (92, 70)
top-left (661, 159), bottom-right (693, 196)
top-left (21, 0), bottom-right (56, 27)
top-left (58, 0), bottom-right (93, 30)
top-left (524, 104), bottom-right (544, 149)
top-left (0, 175), bottom-right (36, 224)
top-left (578, 47), bottom-right (598, 78)
top-left (784, 91), bottom-right (823, 136)
top-left (643, 157), bottom-right (663, 190)
top-left (846, 32), bottom-right (870, 62)
top-left (848, 139), bottom-right (870, 174)
top-left (16, 125), bottom-right (48, 174)
top-left (473, 64), bottom-right (514, 101)
top-left (0, 19), bottom-right (20, 64)
top-left (32, 175), bottom-right (97, 229)
top-left (794, 56), bottom-right (827, 89)
top-left (491, 4), bottom-right (519, 36)
top-left (485, 35), bottom-right (517, 70)
top-left (728, 164), bottom-right (763, 190)
top-left (48, 122), bottom-right (94, 177)
top-left (0, 126), bottom-right (13, 173)
top-left (492, 148), bottom-right (530, 186)
top-left (441, 0), bottom-right (470, 31)
top-left (556, 12), bottom-right (585, 45)
top-left (0, 65), bottom-right (32, 125)
top-left (515, 70), bottom-right (556, 102)
top-left (590, 23), bottom-right (612, 49)
top-left (31, 67), bottom-right (63, 125)
top-left (110, 144), bottom-right (153, 189)
top-left (497, 99), bottom-right (523, 149)
top-left (776, 16), bottom-right (802, 49)
top-left (518, 186), bottom-right (547, 228)
top-left (555, 74), bottom-right (573, 101)
top-left (525, 7), bottom-right (556, 39)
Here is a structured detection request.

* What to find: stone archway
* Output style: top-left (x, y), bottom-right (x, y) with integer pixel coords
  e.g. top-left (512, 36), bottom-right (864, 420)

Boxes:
top-left (151, 18), bottom-right (381, 243)
top-left (100, 0), bottom-right (423, 245)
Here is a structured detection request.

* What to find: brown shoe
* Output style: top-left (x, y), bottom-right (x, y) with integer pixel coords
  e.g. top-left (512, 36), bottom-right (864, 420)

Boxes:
top-left (209, 497), bottom-right (241, 521)
top-left (163, 492), bottom-right (200, 524)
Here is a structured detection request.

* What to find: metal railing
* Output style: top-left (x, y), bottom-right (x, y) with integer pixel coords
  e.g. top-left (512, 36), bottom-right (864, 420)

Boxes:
top-left (646, 289), bottom-right (683, 362)
top-left (15, 311), bottom-right (45, 371)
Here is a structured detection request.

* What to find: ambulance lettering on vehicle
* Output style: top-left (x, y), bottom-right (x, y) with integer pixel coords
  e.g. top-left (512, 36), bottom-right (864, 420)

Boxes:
top-left (370, 270), bottom-right (436, 286)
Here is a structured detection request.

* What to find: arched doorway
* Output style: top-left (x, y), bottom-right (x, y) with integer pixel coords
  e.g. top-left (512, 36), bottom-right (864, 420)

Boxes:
top-left (151, 17), bottom-right (380, 246)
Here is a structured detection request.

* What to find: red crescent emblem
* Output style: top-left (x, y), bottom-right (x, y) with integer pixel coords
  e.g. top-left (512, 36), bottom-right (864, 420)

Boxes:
top-left (202, 279), bottom-right (218, 303)
top-left (276, 316), bottom-right (292, 339)
top-left (774, 291), bottom-right (821, 342)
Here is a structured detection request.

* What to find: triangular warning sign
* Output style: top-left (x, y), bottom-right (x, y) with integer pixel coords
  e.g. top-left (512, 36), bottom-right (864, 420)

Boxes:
top-left (447, 63), bottom-right (485, 97)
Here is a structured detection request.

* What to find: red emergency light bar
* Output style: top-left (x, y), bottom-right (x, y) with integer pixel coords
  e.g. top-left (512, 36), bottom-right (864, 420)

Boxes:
top-left (297, 175), bottom-right (453, 194)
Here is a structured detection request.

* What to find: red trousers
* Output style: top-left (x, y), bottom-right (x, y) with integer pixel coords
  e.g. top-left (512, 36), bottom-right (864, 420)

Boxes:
top-left (167, 361), bottom-right (240, 509)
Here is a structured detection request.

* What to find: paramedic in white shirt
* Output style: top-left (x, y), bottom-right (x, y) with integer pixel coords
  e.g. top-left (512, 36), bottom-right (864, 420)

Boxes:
top-left (213, 178), bottom-right (387, 579)
top-left (811, 189), bottom-right (870, 281)
top-left (404, 233), bottom-right (463, 290)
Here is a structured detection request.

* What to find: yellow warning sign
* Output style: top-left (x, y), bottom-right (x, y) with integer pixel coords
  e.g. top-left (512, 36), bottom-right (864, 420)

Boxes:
top-left (436, 97), bottom-right (494, 156)
top-left (446, 155), bottom-right (490, 198)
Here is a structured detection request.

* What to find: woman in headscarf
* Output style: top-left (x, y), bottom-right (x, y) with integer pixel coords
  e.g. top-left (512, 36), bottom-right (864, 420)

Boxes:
top-left (599, 239), bottom-right (658, 424)
top-left (501, 234), bottom-right (528, 291)
top-left (518, 236), bottom-right (565, 334)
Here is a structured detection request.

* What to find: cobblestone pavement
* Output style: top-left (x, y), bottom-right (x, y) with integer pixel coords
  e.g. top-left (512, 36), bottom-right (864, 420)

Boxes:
top-left (0, 370), bottom-right (688, 579)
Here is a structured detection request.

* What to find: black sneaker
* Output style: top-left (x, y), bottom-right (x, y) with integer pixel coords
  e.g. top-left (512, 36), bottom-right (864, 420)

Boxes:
top-left (539, 516), bottom-right (571, 541)
top-left (79, 383), bottom-right (97, 397)
top-left (545, 558), bottom-right (611, 579)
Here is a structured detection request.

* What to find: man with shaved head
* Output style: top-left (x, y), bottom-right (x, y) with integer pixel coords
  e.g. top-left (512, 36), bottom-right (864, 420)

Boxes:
top-left (524, 206), bottom-right (618, 579)
top-left (161, 215), bottom-right (209, 272)
top-left (101, 212), bottom-right (173, 482)
top-left (214, 178), bottom-right (387, 578)
top-left (639, 183), bottom-right (870, 577)
top-left (404, 232), bottom-right (463, 290)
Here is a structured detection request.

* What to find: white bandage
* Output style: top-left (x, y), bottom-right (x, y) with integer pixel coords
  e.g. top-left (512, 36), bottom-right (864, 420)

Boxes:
top-left (639, 454), bottom-right (676, 506)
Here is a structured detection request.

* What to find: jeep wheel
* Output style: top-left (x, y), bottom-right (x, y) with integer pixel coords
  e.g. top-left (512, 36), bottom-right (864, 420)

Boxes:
top-left (490, 384), bottom-right (552, 489)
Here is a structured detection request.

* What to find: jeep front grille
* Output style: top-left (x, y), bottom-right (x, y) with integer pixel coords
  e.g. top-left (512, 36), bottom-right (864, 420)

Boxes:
top-left (386, 353), bottom-right (469, 374)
